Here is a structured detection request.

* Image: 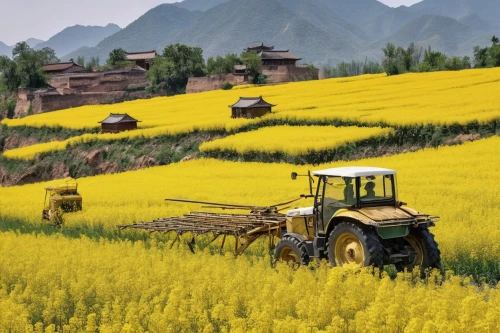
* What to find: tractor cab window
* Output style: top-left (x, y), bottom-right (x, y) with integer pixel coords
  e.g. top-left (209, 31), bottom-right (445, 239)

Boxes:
top-left (360, 174), bottom-right (394, 203)
top-left (322, 176), bottom-right (357, 225)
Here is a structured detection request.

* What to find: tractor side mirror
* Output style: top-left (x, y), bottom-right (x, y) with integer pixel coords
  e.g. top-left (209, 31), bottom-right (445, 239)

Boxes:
top-left (291, 172), bottom-right (298, 180)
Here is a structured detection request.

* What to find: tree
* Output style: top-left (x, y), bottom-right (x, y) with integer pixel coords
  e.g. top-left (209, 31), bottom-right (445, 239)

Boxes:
top-left (76, 56), bottom-right (85, 67)
top-left (147, 44), bottom-right (206, 94)
top-left (473, 46), bottom-right (489, 68)
top-left (108, 48), bottom-right (127, 66)
top-left (492, 36), bottom-right (499, 46)
top-left (241, 52), bottom-right (262, 83)
top-left (2, 42), bottom-right (59, 90)
top-left (207, 54), bottom-right (241, 75)
top-left (382, 43), bottom-right (406, 75)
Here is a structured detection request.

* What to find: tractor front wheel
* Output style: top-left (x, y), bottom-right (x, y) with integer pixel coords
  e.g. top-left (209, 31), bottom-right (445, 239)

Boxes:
top-left (327, 222), bottom-right (384, 268)
top-left (274, 235), bottom-right (310, 266)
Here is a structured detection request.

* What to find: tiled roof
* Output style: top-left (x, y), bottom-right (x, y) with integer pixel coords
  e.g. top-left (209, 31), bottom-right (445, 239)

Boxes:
top-left (99, 113), bottom-right (140, 124)
top-left (247, 43), bottom-right (274, 50)
top-left (229, 96), bottom-right (276, 109)
top-left (259, 50), bottom-right (302, 61)
top-left (125, 51), bottom-right (157, 60)
top-left (42, 62), bottom-right (84, 72)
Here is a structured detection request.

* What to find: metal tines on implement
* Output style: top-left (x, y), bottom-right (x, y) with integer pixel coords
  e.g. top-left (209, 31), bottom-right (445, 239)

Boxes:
top-left (118, 197), bottom-right (301, 255)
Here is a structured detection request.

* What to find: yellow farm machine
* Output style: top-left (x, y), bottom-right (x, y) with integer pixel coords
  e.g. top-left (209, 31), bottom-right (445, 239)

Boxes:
top-left (120, 167), bottom-right (441, 270)
top-left (42, 178), bottom-right (82, 222)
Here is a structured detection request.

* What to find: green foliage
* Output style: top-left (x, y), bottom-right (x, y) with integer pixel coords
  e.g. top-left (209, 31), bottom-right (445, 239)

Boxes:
top-left (0, 98), bottom-right (16, 119)
top-left (324, 59), bottom-right (384, 78)
top-left (221, 81), bottom-right (233, 90)
top-left (473, 36), bottom-right (500, 68)
top-left (383, 43), bottom-right (471, 75)
top-left (241, 52), bottom-right (262, 83)
top-left (76, 56), bottom-right (85, 67)
top-left (107, 48), bottom-right (127, 66)
top-left (207, 54), bottom-right (241, 75)
top-left (257, 75), bottom-right (267, 84)
top-left (0, 42), bottom-right (58, 91)
top-left (27, 102), bottom-right (33, 116)
top-left (147, 44), bottom-right (206, 94)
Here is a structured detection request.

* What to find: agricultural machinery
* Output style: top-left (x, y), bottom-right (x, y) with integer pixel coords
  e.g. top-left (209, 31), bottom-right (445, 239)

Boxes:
top-left (42, 178), bottom-right (82, 222)
top-left (121, 167), bottom-right (441, 270)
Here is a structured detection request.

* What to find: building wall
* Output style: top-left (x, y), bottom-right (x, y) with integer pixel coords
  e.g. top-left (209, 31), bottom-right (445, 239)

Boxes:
top-left (102, 122), bottom-right (137, 133)
top-left (232, 107), bottom-right (271, 119)
top-left (262, 65), bottom-right (319, 84)
top-left (186, 74), bottom-right (248, 94)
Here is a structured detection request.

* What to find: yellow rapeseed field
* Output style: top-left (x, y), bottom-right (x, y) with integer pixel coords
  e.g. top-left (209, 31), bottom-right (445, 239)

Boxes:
top-left (1, 136), bottom-right (499, 263)
top-left (0, 231), bottom-right (499, 332)
top-left (2, 68), bottom-right (500, 136)
top-left (200, 125), bottom-right (394, 155)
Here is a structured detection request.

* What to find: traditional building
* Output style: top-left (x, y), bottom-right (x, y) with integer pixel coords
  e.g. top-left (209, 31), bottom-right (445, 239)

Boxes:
top-left (245, 43), bottom-right (275, 53)
top-left (125, 51), bottom-right (157, 70)
top-left (229, 96), bottom-right (275, 119)
top-left (259, 50), bottom-right (302, 66)
top-left (42, 62), bottom-right (85, 75)
top-left (99, 113), bottom-right (140, 133)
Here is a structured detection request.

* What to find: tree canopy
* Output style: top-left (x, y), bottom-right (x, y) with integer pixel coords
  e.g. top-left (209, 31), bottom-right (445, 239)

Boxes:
top-left (148, 44), bottom-right (206, 94)
top-left (0, 42), bottom-right (59, 92)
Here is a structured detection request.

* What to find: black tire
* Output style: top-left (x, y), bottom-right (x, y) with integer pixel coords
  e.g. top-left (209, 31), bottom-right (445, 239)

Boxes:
top-left (274, 235), bottom-right (310, 266)
top-left (397, 228), bottom-right (441, 271)
top-left (326, 222), bottom-right (384, 268)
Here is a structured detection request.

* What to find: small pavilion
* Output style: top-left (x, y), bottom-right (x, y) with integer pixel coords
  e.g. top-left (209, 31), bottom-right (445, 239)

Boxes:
top-left (99, 113), bottom-right (141, 133)
top-left (229, 96), bottom-right (275, 119)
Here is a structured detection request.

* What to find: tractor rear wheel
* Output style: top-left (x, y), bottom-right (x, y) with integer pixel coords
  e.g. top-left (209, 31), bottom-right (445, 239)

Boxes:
top-left (396, 228), bottom-right (441, 271)
top-left (327, 222), bottom-right (384, 268)
top-left (274, 235), bottom-right (310, 266)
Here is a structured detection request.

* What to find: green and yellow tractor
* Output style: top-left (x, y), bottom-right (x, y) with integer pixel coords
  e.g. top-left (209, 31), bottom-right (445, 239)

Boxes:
top-left (277, 167), bottom-right (441, 270)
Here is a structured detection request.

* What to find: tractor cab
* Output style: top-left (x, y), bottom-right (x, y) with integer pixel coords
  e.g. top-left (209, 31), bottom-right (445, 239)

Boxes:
top-left (42, 178), bottom-right (83, 221)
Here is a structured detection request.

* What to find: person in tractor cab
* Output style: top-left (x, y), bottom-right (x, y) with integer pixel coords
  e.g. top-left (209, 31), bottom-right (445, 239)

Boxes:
top-left (364, 181), bottom-right (376, 199)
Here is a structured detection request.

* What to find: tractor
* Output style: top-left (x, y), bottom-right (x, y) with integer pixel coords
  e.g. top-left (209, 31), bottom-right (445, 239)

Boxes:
top-left (42, 178), bottom-right (83, 222)
top-left (276, 167), bottom-right (441, 270)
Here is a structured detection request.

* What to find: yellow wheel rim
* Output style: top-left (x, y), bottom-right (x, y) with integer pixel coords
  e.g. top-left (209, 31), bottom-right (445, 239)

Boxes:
top-left (279, 246), bottom-right (300, 264)
top-left (334, 232), bottom-right (365, 266)
top-left (404, 235), bottom-right (424, 266)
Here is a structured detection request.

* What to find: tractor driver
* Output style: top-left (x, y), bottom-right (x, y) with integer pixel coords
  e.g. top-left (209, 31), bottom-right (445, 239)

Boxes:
top-left (364, 181), bottom-right (376, 199)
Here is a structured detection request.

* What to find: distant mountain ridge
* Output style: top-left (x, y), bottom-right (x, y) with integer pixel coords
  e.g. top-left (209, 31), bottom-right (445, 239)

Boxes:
top-left (35, 24), bottom-right (121, 58)
top-left (0, 41), bottom-right (12, 57)
top-left (46, 0), bottom-right (500, 65)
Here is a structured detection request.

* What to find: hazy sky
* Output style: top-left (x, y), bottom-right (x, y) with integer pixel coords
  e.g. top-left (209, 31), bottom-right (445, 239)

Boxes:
top-left (0, 0), bottom-right (422, 45)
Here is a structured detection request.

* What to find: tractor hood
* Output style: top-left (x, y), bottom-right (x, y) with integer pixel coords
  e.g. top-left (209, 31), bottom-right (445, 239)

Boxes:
top-left (357, 206), bottom-right (413, 222)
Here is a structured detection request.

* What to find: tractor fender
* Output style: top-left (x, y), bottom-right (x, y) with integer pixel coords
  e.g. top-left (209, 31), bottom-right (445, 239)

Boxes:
top-left (282, 233), bottom-right (314, 257)
top-left (325, 211), bottom-right (375, 239)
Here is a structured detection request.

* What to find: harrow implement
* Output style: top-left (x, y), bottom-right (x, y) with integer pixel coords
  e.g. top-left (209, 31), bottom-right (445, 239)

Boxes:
top-left (119, 210), bottom-right (288, 255)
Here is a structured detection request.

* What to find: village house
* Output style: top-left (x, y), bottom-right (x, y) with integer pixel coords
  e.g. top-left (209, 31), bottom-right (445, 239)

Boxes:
top-left (99, 113), bottom-right (141, 133)
top-left (42, 61), bottom-right (85, 75)
top-left (230, 96), bottom-right (275, 119)
top-left (125, 51), bottom-right (157, 70)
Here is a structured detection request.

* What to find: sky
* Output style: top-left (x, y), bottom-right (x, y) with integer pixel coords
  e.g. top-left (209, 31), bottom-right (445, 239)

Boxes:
top-left (0, 0), bottom-right (423, 45)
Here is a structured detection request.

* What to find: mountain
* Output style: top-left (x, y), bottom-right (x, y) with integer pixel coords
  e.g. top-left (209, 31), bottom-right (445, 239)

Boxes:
top-left (35, 24), bottom-right (121, 58)
top-left (409, 0), bottom-right (500, 26)
top-left (25, 38), bottom-right (44, 48)
top-left (177, 0), bottom-right (359, 64)
top-left (277, 0), bottom-right (368, 42)
top-left (0, 41), bottom-right (12, 57)
top-left (174, 0), bottom-right (229, 11)
top-left (459, 14), bottom-right (496, 33)
top-left (63, 5), bottom-right (201, 62)
top-left (372, 15), bottom-right (475, 55)
top-left (316, 0), bottom-right (390, 28)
